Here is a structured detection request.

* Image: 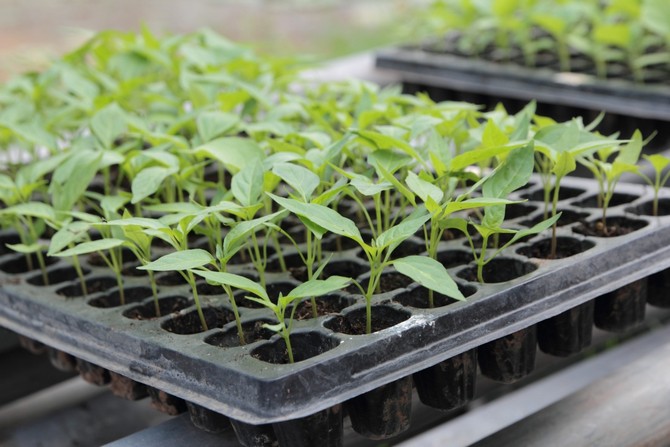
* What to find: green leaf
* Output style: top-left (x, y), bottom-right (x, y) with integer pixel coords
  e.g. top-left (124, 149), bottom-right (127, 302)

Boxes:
top-left (508, 213), bottom-right (562, 246)
top-left (392, 256), bottom-right (465, 301)
top-left (1, 202), bottom-right (55, 222)
top-left (196, 111), bottom-right (239, 142)
top-left (442, 197), bottom-right (521, 216)
top-left (102, 217), bottom-right (168, 230)
top-left (349, 175), bottom-right (393, 196)
top-left (482, 119), bottom-right (509, 148)
top-left (642, 0), bottom-right (670, 37)
top-left (191, 269), bottom-right (268, 301)
top-left (222, 210), bottom-right (287, 259)
top-left (48, 222), bottom-right (90, 255)
top-left (272, 163), bottom-right (320, 202)
top-left (405, 171), bottom-right (443, 204)
top-left (644, 154), bottom-right (670, 174)
top-left (376, 209), bottom-right (430, 254)
top-left (483, 144), bottom-right (534, 199)
top-left (7, 242), bottom-right (44, 254)
top-left (131, 166), bottom-right (178, 204)
top-left (552, 151), bottom-right (576, 178)
top-left (90, 103), bottom-right (127, 149)
top-left (450, 142), bottom-right (525, 172)
top-left (231, 162), bottom-right (264, 207)
top-left (52, 238), bottom-right (125, 257)
top-left (138, 249), bottom-right (214, 271)
top-left (195, 137), bottom-right (265, 173)
top-left (287, 276), bottom-right (351, 299)
top-left (268, 193), bottom-right (363, 245)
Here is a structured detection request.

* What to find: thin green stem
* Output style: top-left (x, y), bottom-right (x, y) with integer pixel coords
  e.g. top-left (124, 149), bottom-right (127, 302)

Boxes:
top-left (184, 270), bottom-right (208, 332)
top-left (71, 254), bottom-right (88, 296)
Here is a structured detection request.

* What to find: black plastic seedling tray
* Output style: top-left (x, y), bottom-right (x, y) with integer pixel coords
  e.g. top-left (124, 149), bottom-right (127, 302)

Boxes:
top-left (375, 41), bottom-right (670, 123)
top-left (2, 177), bottom-right (670, 425)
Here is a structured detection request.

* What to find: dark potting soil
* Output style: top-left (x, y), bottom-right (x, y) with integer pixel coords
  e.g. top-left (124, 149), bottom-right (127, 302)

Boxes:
top-left (205, 319), bottom-right (275, 348)
top-left (0, 253), bottom-right (58, 274)
top-left (324, 306), bottom-right (411, 335)
top-left (573, 217), bottom-right (648, 237)
top-left (109, 372), bottom-right (148, 400)
top-left (522, 186), bottom-right (585, 202)
top-left (87, 286), bottom-right (153, 308)
top-left (56, 276), bottom-right (118, 297)
top-left (161, 306), bottom-right (235, 335)
top-left (123, 296), bottom-right (191, 320)
top-left (251, 332), bottom-right (340, 364)
top-left (627, 198), bottom-right (670, 217)
top-left (293, 295), bottom-right (354, 320)
top-left (572, 192), bottom-right (639, 209)
top-left (517, 237), bottom-right (595, 260)
top-left (457, 258), bottom-right (537, 283)
top-left (27, 266), bottom-right (91, 286)
top-left (394, 284), bottom-right (476, 309)
top-left (77, 358), bottom-right (110, 386)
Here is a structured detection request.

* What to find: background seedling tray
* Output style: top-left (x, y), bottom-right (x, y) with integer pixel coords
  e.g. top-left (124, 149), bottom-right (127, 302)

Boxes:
top-left (1, 177), bottom-right (670, 424)
top-left (375, 43), bottom-right (670, 122)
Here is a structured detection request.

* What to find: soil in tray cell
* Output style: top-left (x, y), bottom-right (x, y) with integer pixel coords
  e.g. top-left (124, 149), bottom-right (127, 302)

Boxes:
top-left (27, 266), bottom-right (91, 286)
top-left (394, 284), bottom-right (476, 309)
top-left (205, 319), bottom-right (275, 348)
top-left (162, 306), bottom-right (234, 335)
top-left (573, 216), bottom-right (648, 237)
top-left (88, 286), bottom-right (153, 308)
top-left (0, 232), bottom-right (20, 255)
top-left (251, 331), bottom-right (340, 364)
top-left (123, 295), bottom-right (191, 320)
top-left (572, 192), bottom-right (639, 209)
top-left (627, 198), bottom-right (670, 217)
top-left (517, 237), bottom-right (595, 260)
top-left (436, 249), bottom-right (474, 269)
top-left (522, 186), bottom-right (585, 202)
top-left (86, 248), bottom-right (135, 267)
top-left (324, 305), bottom-right (411, 335)
top-left (457, 258), bottom-right (537, 283)
top-left (292, 294), bottom-right (356, 320)
top-left (0, 253), bottom-right (57, 274)
top-left (504, 203), bottom-right (538, 220)
top-left (352, 271), bottom-right (414, 295)
top-left (56, 276), bottom-right (118, 297)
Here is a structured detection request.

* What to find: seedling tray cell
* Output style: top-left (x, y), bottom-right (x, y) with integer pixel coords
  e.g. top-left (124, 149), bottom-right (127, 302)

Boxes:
top-left (375, 42), bottom-right (670, 122)
top-left (2, 177), bottom-right (670, 424)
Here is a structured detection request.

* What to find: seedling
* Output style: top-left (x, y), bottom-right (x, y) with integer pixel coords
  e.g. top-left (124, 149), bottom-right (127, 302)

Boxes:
top-left (190, 270), bottom-right (350, 363)
top-left (637, 153), bottom-right (670, 216)
top-left (577, 130), bottom-right (643, 233)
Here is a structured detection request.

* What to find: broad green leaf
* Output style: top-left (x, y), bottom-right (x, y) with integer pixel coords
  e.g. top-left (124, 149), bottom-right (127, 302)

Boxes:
top-left (483, 144), bottom-right (534, 199)
top-left (644, 154), bottom-right (670, 174)
top-left (642, 0), bottom-right (670, 37)
top-left (192, 269), bottom-right (268, 301)
top-left (615, 130), bottom-right (643, 166)
top-left (552, 152), bottom-right (576, 178)
top-left (392, 256), bottom-right (465, 301)
top-left (287, 276), bottom-right (351, 299)
top-left (90, 103), bottom-right (127, 149)
top-left (1, 202), bottom-right (55, 222)
top-left (481, 119), bottom-right (509, 148)
top-left (405, 171), bottom-right (443, 204)
top-left (195, 137), bottom-right (265, 173)
top-left (138, 249), bottom-right (214, 271)
top-left (354, 130), bottom-right (423, 164)
top-left (376, 209), bottom-right (430, 253)
top-left (48, 221), bottom-right (90, 255)
top-left (131, 166), bottom-right (178, 204)
top-left (196, 111), bottom-right (239, 142)
top-left (52, 238), bottom-right (125, 257)
top-left (268, 193), bottom-right (363, 245)
top-left (272, 163), bottom-right (320, 202)
top-left (450, 142), bottom-right (525, 171)
top-left (368, 150), bottom-right (413, 176)
top-left (7, 243), bottom-right (44, 254)
top-left (231, 162), bottom-right (264, 207)
top-left (350, 175), bottom-right (392, 196)
top-left (102, 217), bottom-right (168, 230)
top-left (50, 150), bottom-right (102, 211)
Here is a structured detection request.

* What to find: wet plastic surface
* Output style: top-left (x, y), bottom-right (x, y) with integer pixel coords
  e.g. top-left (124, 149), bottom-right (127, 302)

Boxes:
top-left (1, 177), bottom-right (670, 424)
